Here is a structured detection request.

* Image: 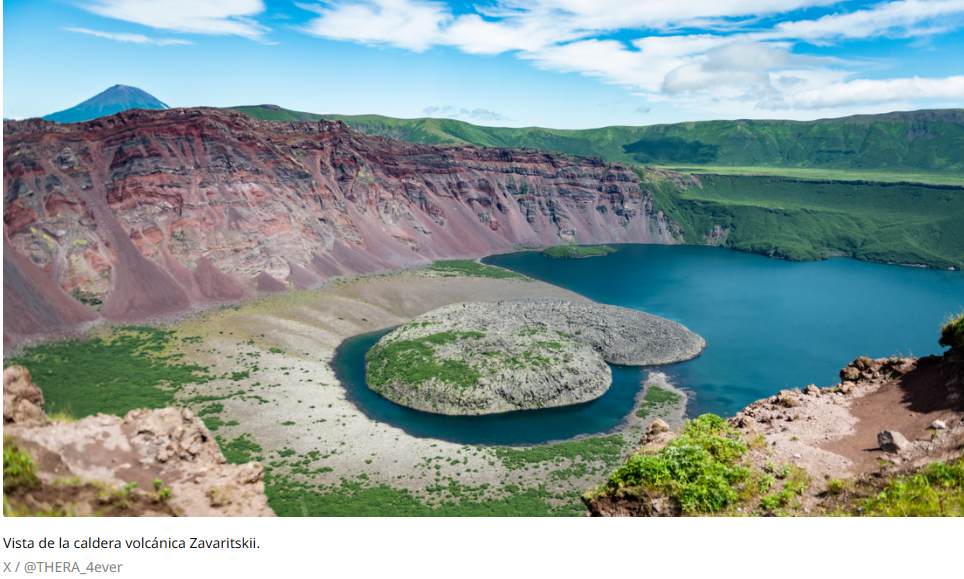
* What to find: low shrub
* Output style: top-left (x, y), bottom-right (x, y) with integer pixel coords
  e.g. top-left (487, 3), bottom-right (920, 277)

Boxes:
top-left (858, 459), bottom-right (964, 516)
top-left (606, 414), bottom-right (749, 513)
top-left (939, 310), bottom-right (964, 350)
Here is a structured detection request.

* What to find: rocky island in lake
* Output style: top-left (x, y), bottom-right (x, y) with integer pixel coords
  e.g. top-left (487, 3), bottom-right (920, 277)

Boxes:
top-left (365, 299), bottom-right (706, 415)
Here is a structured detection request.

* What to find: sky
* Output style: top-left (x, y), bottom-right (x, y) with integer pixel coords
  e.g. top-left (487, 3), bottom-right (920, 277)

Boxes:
top-left (3, 0), bottom-right (964, 128)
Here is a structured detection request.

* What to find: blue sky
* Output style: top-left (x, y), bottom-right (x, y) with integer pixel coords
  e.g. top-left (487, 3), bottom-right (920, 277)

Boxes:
top-left (3, 0), bottom-right (964, 128)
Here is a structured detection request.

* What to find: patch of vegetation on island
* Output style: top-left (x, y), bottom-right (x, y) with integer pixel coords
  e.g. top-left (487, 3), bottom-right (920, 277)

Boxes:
top-left (4, 326), bottom-right (214, 419)
top-left (366, 330), bottom-right (485, 392)
top-left (635, 385), bottom-right (683, 419)
top-left (427, 260), bottom-right (527, 280)
top-left (541, 245), bottom-right (616, 259)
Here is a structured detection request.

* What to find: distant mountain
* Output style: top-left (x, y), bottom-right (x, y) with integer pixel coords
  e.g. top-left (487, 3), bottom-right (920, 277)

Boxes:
top-left (44, 85), bottom-right (168, 123)
top-left (232, 105), bottom-right (964, 182)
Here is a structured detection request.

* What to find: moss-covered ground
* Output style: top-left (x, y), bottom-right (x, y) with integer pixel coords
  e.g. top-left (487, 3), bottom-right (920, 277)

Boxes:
top-left (4, 327), bottom-right (214, 419)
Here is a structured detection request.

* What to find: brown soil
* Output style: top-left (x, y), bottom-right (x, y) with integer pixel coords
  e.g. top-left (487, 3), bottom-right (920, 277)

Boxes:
top-left (822, 353), bottom-right (964, 473)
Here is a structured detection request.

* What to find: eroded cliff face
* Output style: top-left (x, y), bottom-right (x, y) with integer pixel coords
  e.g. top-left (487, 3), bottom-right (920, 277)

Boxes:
top-left (3, 108), bottom-right (681, 342)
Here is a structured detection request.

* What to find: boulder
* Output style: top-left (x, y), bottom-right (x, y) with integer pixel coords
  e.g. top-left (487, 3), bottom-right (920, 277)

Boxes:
top-left (647, 419), bottom-right (670, 436)
top-left (3, 366), bottom-right (46, 425)
top-left (803, 384), bottom-right (820, 396)
top-left (932, 420), bottom-right (947, 430)
top-left (878, 430), bottom-right (910, 454)
top-left (639, 419), bottom-right (675, 452)
top-left (840, 366), bottom-right (861, 382)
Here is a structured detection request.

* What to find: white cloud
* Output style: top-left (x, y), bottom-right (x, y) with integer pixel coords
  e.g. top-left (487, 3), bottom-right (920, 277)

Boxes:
top-left (66, 27), bottom-right (193, 45)
top-left (760, 75), bottom-right (964, 109)
top-left (293, 0), bottom-right (964, 114)
top-left (661, 42), bottom-right (794, 94)
top-left (769, 0), bottom-right (964, 43)
top-left (298, 0), bottom-right (450, 51)
top-left (82, 0), bottom-right (268, 40)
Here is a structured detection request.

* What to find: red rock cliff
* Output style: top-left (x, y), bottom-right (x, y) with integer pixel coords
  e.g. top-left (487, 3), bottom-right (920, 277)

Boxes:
top-left (3, 108), bottom-right (680, 342)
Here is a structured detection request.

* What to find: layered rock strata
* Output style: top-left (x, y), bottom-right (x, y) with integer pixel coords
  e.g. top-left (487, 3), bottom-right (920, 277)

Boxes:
top-left (3, 108), bottom-right (683, 344)
top-left (365, 299), bottom-right (705, 415)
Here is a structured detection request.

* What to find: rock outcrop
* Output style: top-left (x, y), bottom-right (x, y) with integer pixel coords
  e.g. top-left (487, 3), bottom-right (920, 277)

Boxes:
top-left (3, 366), bottom-right (273, 517)
top-left (3, 108), bottom-right (685, 345)
top-left (365, 299), bottom-right (705, 415)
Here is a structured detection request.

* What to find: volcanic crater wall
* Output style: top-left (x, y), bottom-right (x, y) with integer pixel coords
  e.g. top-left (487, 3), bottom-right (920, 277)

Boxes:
top-left (3, 108), bottom-right (681, 343)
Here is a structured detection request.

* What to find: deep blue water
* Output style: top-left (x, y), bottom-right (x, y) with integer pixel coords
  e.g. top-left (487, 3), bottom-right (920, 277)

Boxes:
top-left (333, 245), bottom-right (963, 445)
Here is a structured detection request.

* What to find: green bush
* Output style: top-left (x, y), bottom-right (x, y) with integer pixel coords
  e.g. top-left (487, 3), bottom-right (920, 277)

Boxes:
top-left (606, 414), bottom-right (749, 513)
top-left (939, 311), bottom-right (964, 350)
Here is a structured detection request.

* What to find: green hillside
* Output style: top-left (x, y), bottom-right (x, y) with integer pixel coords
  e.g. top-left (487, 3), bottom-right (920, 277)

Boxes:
top-left (232, 105), bottom-right (964, 184)
top-left (644, 172), bottom-right (964, 269)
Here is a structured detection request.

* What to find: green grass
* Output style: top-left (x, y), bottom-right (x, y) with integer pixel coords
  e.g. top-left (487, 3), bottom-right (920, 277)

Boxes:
top-left (635, 385), bottom-right (683, 419)
top-left (366, 331), bottom-right (485, 392)
top-left (541, 245), bottom-right (616, 259)
top-left (4, 327), bottom-right (214, 419)
top-left (602, 414), bottom-right (749, 513)
top-left (264, 479), bottom-right (582, 517)
top-left (495, 435), bottom-right (625, 470)
top-left (645, 171), bottom-right (964, 269)
top-left (856, 459), bottom-right (964, 516)
top-left (427, 260), bottom-right (526, 280)
top-left (216, 433), bottom-right (263, 465)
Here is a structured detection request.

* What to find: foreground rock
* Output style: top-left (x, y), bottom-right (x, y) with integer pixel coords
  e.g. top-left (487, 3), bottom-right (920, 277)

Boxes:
top-left (365, 299), bottom-right (705, 415)
top-left (3, 366), bottom-right (273, 517)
